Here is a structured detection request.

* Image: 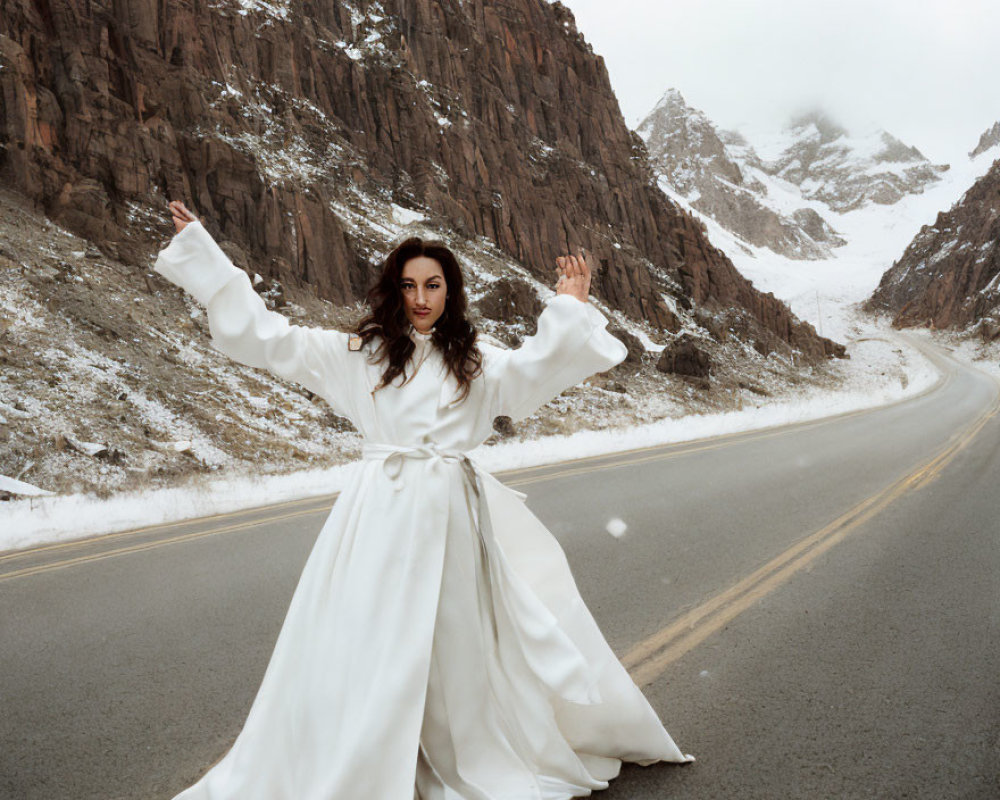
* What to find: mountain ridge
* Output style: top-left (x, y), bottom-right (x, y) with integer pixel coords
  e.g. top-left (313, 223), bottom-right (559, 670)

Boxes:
top-left (638, 91), bottom-right (949, 271)
top-left (867, 123), bottom-right (1000, 331)
top-left (637, 89), bottom-right (845, 261)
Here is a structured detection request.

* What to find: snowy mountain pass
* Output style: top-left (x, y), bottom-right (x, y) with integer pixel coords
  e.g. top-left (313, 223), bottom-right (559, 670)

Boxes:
top-left (643, 93), bottom-right (1000, 351)
top-left (685, 139), bottom-right (1000, 338)
top-left (10, 133), bottom-right (992, 556)
top-left (1, 337), bottom-right (998, 799)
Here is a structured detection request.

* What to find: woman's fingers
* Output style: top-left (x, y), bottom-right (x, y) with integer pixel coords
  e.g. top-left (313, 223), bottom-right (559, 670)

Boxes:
top-left (554, 251), bottom-right (592, 300)
top-left (169, 200), bottom-right (197, 222)
top-left (168, 200), bottom-right (198, 234)
top-left (555, 256), bottom-right (568, 289)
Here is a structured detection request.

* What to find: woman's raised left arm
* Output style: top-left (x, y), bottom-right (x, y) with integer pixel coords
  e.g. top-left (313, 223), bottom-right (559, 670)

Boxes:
top-left (489, 252), bottom-right (627, 422)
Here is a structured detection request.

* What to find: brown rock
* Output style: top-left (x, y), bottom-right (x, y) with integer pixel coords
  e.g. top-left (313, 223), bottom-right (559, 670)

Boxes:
top-left (492, 415), bottom-right (515, 439)
top-left (656, 335), bottom-right (712, 378)
top-left (869, 158), bottom-right (1000, 330)
top-left (476, 277), bottom-right (544, 327)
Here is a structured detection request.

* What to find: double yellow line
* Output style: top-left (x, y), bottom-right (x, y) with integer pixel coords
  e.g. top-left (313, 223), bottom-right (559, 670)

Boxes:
top-left (623, 373), bottom-right (1000, 687)
top-left (0, 505), bottom-right (328, 582)
top-left (0, 418), bottom-right (850, 584)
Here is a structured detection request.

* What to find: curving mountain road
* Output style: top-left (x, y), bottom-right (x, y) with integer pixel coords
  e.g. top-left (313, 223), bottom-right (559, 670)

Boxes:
top-left (1, 336), bottom-right (998, 799)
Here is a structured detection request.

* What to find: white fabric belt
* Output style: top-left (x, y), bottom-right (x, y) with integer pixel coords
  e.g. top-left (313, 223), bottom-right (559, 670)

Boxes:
top-left (363, 442), bottom-right (497, 644)
top-left (361, 442), bottom-right (601, 705)
top-left (362, 442), bottom-right (479, 491)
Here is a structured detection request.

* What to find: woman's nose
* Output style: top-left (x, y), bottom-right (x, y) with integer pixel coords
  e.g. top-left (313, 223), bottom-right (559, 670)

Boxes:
top-left (415, 287), bottom-right (426, 305)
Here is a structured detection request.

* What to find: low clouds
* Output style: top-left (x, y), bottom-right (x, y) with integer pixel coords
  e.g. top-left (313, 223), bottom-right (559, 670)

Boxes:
top-left (561, 0), bottom-right (999, 162)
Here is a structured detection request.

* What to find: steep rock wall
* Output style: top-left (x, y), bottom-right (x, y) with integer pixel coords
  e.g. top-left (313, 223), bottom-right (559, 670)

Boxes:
top-left (0, 0), bottom-right (838, 357)
top-left (869, 158), bottom-right (1000, 330)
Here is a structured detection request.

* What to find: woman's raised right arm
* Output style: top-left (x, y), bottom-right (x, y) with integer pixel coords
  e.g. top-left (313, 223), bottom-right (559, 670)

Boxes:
top-left (152, 215), bottom-right (353, 416)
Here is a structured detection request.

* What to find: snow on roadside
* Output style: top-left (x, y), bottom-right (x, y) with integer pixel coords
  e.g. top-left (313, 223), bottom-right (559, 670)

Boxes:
top-left (9, 134), bottom-right (986, 554)
top-left (0, 476), bottom-right (54, 497)
top-left (908, 328), bottom-right (1000, 385)
top-left (475, 325), bottom-right (936, 472)
top-left (0, 326), bottom-right (937, 553)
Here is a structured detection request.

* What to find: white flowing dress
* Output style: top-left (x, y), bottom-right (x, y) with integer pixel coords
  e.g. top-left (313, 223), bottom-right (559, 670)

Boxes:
top-left (153, 221), bottom-right (692, 800)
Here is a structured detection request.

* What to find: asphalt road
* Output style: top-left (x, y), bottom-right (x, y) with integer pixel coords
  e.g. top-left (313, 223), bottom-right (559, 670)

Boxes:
top-left (2, 337), bottom-right (998, 799)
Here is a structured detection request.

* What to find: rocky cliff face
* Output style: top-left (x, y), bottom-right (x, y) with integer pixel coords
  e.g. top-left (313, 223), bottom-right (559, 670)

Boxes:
top-left (0, 0), bottom-right (838, 360)
top-left (868, 155), bottom-right (1000, 330)
top-left (638, 89), bottom-right (843, 260)
top-left (0, 183), bottom-right (845, 498)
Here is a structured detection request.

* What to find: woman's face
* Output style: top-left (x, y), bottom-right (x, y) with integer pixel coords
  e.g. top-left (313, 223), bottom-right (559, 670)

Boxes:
top-left (400, 256), bottom-right (447, 334)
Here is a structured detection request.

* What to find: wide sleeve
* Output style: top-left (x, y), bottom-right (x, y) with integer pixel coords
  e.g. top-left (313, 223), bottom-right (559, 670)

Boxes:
top-left (488, 294), bottom-right (628, 423)
top-left (152, 220), bottom-right (352, 416)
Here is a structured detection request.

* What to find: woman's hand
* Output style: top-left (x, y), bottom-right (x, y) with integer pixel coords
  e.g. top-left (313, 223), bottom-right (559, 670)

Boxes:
top-left (169, 200), bottom-right (199, 234)
top-left (555, 251), bottom-right (591, 303)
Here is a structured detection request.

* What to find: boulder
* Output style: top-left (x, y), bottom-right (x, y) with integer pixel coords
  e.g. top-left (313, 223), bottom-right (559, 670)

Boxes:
top-left (476, 277), bottom-right (544, 327)
top-left (656, 335), bottom-right (712, 378)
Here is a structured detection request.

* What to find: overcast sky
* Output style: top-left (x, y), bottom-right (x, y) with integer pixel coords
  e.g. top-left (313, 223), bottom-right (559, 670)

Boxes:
top-left (559, 0), bottom-right (1000, 164)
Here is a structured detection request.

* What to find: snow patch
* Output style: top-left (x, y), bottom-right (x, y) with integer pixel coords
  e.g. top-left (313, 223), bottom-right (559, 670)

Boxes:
top-left (1, 475), bottom-right (54, 497)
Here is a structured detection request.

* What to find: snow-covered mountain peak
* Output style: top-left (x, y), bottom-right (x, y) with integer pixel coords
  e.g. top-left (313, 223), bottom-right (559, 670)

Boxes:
top-left (873, 132), bottom-right (929, 165)
top-left (787, 110), bottom-right (850, 144)
top-left (756, 111), bottom-right (948, 212)
top-left (638, 93), bottom-right (843, 261)
top-left (637, 87), bottom-right (729, 170)
top-left (648, 87), bottom-right (689, 115)
top-left (970, 121), bottom-right (1000, 160)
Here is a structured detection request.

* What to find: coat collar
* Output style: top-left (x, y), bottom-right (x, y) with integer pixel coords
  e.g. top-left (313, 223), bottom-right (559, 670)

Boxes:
top-left (408, 325), bottom-right (434, 343)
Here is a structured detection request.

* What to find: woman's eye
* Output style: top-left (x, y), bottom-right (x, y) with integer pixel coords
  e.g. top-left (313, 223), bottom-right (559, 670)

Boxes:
top-left (400, 281), bottom-right (442, 291)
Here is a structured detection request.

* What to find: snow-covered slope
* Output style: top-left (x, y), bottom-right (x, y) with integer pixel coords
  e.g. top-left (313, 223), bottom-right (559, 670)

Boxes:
top-left (688, 128), bottom-right (997, 343)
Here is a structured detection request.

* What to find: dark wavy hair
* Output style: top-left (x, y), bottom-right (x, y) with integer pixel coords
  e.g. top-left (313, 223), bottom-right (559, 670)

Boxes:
top-left (357, 237), bottom-right (482, 401)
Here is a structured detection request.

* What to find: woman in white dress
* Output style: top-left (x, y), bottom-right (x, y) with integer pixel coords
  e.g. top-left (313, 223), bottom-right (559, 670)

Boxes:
top-left (157, 200), bottom-right (691, 800)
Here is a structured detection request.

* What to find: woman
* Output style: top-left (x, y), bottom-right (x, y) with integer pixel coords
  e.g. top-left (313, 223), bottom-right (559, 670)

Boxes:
top-left (157, 199), bottom-right (691, 799)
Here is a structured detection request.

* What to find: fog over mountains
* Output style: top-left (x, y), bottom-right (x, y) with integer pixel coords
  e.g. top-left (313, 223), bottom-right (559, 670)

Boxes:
top-left (638, 89), bottom-right (1000, 343)
top-left (639, 89), bottom-right (949, 262)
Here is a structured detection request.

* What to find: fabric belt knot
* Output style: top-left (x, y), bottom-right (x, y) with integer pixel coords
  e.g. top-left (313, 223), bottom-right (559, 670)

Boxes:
top-left (362, 442), bottom-right (478, 493)
top-left (360, 441), bottom-right (602, 706)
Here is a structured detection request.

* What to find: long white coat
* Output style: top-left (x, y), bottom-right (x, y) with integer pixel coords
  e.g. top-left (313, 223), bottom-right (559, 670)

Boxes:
top-left (153, 221), bottom-right (691, 800)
